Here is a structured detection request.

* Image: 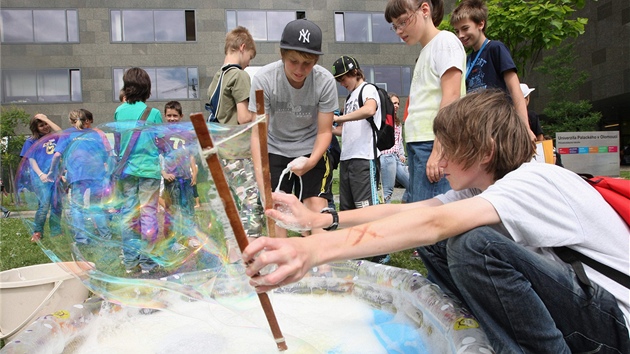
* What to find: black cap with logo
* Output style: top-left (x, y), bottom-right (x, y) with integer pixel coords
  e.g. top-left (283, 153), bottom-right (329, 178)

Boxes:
top-left (280, 19), bottom-right (323, 55)
top-left (332, 56), bottom-right (360, 78)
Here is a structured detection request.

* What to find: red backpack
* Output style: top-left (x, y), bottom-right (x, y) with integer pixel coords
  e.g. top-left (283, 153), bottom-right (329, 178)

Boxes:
top-left (582, 175), bottom-right (630, 225)
top-left (555, 174), bottom-right (630, 289)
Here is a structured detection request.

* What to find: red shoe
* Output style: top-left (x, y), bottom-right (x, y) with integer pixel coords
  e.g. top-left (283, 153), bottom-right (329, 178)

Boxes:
top-left (30, 232), bottom-right (42, 242)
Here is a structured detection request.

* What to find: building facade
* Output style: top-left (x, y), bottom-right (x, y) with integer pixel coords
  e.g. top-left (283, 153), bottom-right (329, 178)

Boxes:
top-left (1, 0), bottom-right (627, 141)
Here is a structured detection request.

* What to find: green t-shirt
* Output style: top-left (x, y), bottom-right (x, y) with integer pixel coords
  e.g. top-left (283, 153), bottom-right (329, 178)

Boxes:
top-left (114, 101), bottom-right (163, 179)
top-left (206, 67), bottom-right (251, 125)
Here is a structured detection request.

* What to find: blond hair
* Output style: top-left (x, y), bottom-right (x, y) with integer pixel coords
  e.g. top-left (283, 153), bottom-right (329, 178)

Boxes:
top-left (433, 90), bottom-right (534, 181)
top-left (225, 26), bottom-right (256, 57)
top-left (280, 49), bottom-right (320, 64)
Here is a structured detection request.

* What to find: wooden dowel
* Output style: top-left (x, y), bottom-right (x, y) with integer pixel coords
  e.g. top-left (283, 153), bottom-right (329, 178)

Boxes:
top-left (190, 113), bottom-right (287, 351)
top-left (255, 90), bottom-right (277, 238)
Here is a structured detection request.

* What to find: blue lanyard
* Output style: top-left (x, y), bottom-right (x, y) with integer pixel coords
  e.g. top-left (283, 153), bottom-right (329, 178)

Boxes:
top-left (465, 39), bottom-right (489, 80)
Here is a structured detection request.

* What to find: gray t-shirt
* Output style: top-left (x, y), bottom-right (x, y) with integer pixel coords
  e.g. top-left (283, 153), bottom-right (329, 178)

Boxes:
top-left (437, 162), bottom-right (630, 325)
top-left (248, 60), bottom-right (338, 157)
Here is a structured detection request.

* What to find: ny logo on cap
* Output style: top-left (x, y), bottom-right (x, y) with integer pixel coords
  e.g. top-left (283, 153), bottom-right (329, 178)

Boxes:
top-left (298, 29), bottom-right (311, 44)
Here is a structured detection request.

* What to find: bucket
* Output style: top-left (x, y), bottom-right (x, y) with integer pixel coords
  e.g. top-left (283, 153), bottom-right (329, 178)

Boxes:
top-left (0, 262), bottom-right (92, 342)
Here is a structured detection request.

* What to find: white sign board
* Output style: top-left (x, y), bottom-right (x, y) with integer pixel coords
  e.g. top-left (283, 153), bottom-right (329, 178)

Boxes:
top-left (556, 131), bottom-right (619, 176)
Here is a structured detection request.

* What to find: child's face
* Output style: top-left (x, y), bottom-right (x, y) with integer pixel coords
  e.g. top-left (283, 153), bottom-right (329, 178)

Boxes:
top-left (390, 96), bottom-right (400, 114)
top-left (336, 74), bottom-right (359, 92)
top-left (283, 52), bottom-right (317, 87)
top-left (37, 121), bottom-right (51, 135)
top-left (239, 49), bottom-right (255, 69)
top-left (452, 18), bottom-right (485, 50)
top-left (165, 108), bottom-right (183, 123)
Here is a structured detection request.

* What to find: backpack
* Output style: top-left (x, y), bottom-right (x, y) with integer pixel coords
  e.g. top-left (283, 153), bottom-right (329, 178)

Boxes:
top-left (205, 64), bottom-right (242, 123)
top-left (554, 174), bottom-right (630, 289)
top-left (356, 83), bottom-right (396, 151)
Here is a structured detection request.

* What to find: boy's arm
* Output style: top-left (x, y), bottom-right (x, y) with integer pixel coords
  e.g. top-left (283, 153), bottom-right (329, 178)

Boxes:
top-left (236, 101), bottom-right (254, 124)
top-left (504, 71), bottom-right (536, 141)
top-left (333, 98), bottom-right (377, 124)
top-left (245, 196), bottom-right (500, 292)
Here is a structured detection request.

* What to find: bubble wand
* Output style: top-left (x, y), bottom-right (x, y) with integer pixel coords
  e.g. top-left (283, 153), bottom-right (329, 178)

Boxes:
top-left (190, 102), bottom-right (288, 351)
top-left (253, 90), bottom-right (277, 238)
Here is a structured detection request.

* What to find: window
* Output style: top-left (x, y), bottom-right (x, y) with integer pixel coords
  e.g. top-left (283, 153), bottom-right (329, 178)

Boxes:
top-left (0, 9), bottom-right (79, 43)
top-left (226, 10), bottom-right (303, 41)
top-left (337, 66), bottom-right (412, 97)
top-left (334, 12), bottom-right (401, 43)
top-left (111, 10), bottom-right (196, 42)
top-left (2, 69), bottom-right (82, 103)
top-left (113, 67), bottom-right (199, 101)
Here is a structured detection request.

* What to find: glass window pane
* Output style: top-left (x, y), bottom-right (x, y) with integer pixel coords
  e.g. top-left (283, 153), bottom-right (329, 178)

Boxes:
top-left (266, 12), bottom-right (294, 41)
top-left (185, 10), bottom-right (196, 41)
top-left (226, 11), bottom-right (237, 32)
top-left (113, 68), bottom-right (124, 101)
top-left (1, 10), bottom-right (34, 43)
top-left (67, 10), bottom-right (79, 42)
top-left (371, 13), bottom-right (401, 43)
top-left (344, 13), bottom-right (369, 42)
top-left (122, 10), bottom-right (154, 42)
top-left (374, 66), bottom-right (403, 95)
top-left (237, 11), bottom-right (267, 41)
top-left (33, 10), bottom-right (67, 42)
top-left (188, 67), bottom-right (199, 99)
top-left (155, 67), bottom-right (188, 99)
top-left (154, 10), bottom-right (185, 42)
top-left (145, 68), bottom-right (158, 100)
top-left (402, 66), bottom-right (412, 95)
top-left (111, 11), bottom-right (122, 42)
top-left (37, 69), bottom-right (70, 102)
top-left (70, 69), bottom-right (82, 102)
top-left (2, 70), bottom-right (37, 103)
top-left (334, 13), bottom-right (345, 42)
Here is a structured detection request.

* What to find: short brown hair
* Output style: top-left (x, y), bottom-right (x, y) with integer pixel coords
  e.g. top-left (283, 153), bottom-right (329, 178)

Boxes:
top-left (433, 90), bottom-right (534, 181)
top-left (164, 101), bottom-right (182, 116)
top-left (450, 0), bottom-right (488, 32)
top-left (123, 67), bottom-right (151, 104)
top-left (225, 26), bottom-right (256, 57)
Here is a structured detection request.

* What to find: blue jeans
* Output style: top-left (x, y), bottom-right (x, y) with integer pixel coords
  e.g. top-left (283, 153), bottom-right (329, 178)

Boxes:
top-left (33, 180), bottom-right (62, 236)
top-left (406, 141), bottom-right (450, 202)
top-left (163, 178), bottom-right (196, 238)
top-left (379, 154), bottom-right (410, 203)
top-left (417, 227), bottom-right (629, 353)
top-left (119, 176), bottom-right (160, 271)
top-left (70, 180), bottom-right (111, 243)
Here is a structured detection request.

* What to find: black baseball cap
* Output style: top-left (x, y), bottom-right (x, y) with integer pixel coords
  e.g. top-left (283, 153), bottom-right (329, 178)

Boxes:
top-left (332, 56), bottom-right (360, 78)
top-left (280, 19), bottom-right (323, 55)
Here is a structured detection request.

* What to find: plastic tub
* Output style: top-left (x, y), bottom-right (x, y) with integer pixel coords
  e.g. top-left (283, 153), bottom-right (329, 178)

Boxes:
top-left (0, 262), bottom-right (92, 342)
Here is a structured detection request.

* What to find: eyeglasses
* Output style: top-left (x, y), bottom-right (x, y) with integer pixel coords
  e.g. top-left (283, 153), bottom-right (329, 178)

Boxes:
top-left (390, 10), bottom-right (418, 32)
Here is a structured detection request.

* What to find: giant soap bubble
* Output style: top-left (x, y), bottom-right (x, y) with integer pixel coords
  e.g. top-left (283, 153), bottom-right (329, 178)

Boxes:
top-left (15, 119), bottom-right (275, 326)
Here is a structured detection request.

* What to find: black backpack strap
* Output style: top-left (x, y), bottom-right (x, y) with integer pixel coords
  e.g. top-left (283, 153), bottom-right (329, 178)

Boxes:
top-left (206, 64), bottom-right (243, 122)
top-left (555, 246), bottom-right (630, 289)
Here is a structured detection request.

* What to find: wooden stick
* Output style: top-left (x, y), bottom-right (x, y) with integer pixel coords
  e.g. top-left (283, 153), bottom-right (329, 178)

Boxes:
top-left (190, 113), bottom-right (288, 351)
top-left (255, 90), bottom-right (277, 238)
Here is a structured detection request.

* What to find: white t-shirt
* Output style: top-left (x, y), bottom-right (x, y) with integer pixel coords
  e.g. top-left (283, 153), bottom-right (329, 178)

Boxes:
top-left (340, 82), bottom-right (381, 161)
top-left (405, 31), bottom-right (466, 143)
top-left (437, 162), bottom-right (630, 327)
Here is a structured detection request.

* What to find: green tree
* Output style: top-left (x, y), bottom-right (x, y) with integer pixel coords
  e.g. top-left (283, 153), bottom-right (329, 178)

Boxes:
top-left (535, 43), bottom-right (600, 137)
top-left (443, 0), bottom-right (589, 78)
top-left (1, 106), bottom-right (30, 203)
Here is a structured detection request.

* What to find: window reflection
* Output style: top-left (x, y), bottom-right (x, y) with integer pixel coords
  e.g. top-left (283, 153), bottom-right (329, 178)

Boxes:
top-left (111, 9), bottom-right (195, 42)
top-left (1, 9), bottom-right (78, 43)
top-left (226, 10), bottom-right (296, 41)
top-left (1, 69), bottom-right (81, 103)
top-left (335, 12), bottom-right (402, 43)
top-left (113, 67), bottom-right (199, 101)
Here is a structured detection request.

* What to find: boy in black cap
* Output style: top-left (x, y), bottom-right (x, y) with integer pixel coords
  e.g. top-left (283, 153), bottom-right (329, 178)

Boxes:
top-left (331, 56), bottom-right (382, 211)
top-left (249, 19), bottom-right (339, 238)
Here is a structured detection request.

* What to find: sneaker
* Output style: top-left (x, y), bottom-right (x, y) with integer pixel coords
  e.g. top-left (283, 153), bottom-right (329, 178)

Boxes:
top-left (30, 232), bottom-right (42, 242)
top-left (3, 210), bottom-right (10, 218)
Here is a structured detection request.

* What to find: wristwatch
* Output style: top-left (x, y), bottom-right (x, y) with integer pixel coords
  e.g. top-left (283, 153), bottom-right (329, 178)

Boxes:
top-left (320, 207), bottom-right (339, 231)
